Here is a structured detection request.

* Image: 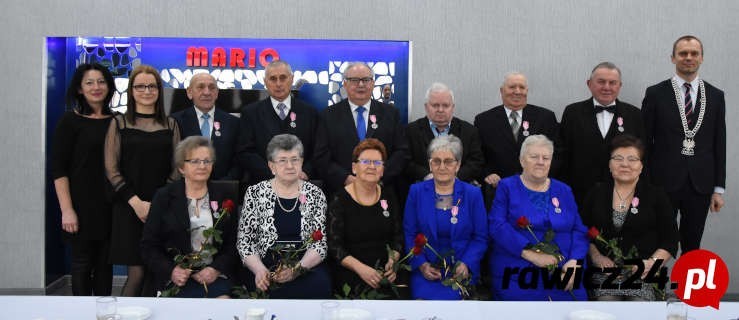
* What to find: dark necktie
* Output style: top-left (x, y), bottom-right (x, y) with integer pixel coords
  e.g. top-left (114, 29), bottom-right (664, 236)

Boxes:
top-left (356, 106), bottom-right (366, 141)
top-left (594, 105), bottom-right (614, 113)
top-left (684, 83), bottom-right (694, 126)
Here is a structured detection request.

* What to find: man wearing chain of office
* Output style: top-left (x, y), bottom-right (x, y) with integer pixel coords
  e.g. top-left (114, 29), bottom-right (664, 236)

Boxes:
top-left (641, 35), bottom-right (726, 254)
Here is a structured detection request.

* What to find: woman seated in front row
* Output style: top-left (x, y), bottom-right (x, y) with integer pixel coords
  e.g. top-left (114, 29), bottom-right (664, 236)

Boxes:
top-left (326, 138), bottom-right (405, 298)
top-left (488, 134), bottom-right (588, 301)
top-left (237, 134), bottom-right (331, 299)
top-left (141, 136), bottom-right (237, 298)
top-left (403, 135), bottom-right (488, 300)
top-left (580, 134), bottom-right (678, 301)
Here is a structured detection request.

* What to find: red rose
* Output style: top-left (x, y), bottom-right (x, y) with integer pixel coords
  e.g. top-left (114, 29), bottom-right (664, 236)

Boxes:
top-left (412, 246), bottom-right (423, 256)
top-left (413, 233), bottom-right (427, 247)
top-left (516, 216), bottom-right (530, 228)
top-left (222, 199), bottom-right (235, 214)
top-left (311, 230), bottom-right (323, 241)
top-left (587, 226), bottom-right (601, 240)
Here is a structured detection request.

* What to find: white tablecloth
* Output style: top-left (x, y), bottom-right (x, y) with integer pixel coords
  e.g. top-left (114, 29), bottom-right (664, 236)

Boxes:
top-left (2, 296), bottom-right (738, 320)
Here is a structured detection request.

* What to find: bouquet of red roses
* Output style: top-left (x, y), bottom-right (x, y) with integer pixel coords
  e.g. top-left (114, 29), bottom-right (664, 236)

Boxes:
top-left (159, 199), bottom-right (235, 297)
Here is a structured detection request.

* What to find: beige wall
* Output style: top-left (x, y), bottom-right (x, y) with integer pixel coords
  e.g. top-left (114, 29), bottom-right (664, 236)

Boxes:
top-left (1, 0), bottom-right (737, 294)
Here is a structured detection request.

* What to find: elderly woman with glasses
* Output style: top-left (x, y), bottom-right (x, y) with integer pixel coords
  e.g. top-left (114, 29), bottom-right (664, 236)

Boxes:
top-left (326, 138), bottom-right (405, 298)
top-left (489, 134), bottom-right (588, 301)
top-left (580, 135), bottom-right (678, 301)
top-left (403, 135), bottom-right (487, 300)
top-left (141, 136), bottom-right (238, 298)
top-left (237, 134), bottom-right (331, 299)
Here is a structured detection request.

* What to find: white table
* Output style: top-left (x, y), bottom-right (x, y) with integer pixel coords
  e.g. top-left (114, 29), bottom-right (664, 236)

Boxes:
top-left (2, 296), bottom-right (738, 320)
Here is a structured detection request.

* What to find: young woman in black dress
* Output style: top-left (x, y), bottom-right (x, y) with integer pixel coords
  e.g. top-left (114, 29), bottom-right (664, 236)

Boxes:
top-left (104, 65), bottom-right (180, 296)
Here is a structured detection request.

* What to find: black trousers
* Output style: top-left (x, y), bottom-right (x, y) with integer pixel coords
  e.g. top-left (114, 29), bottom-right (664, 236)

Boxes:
top-left (666, 181), bottom-right (712, 254)
top-left (69, 238), bottom-right (113, 296)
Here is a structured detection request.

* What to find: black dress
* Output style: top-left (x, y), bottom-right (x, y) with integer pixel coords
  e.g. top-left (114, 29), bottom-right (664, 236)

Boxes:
top-left (105, 113), bottom-right (180, 265)
top-left (326, 187), bottom-right (404, 298)
top-left (52, 112), bottom-right (113, 241)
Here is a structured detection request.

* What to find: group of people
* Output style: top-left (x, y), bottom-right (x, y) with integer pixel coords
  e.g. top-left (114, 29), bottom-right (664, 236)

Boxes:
top-left (52, 35), bottom-right (724, 301)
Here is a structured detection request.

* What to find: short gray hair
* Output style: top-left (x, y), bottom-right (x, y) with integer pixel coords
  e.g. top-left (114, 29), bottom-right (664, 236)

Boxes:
top-left (427, 135), bottom-right (463, 162)
top-left (424, 82), bottom-right (455, 104)
top-left (590, 61), bottom-right (622, 80)
top-left (342, 62), bottom-right (375, 79)
top-left (174, 136), bottom-right (216, 169)
top-left (501, 71), bottom-right (527, 88)
top-left (519, 134), bottom-right (553, 160)
top-left (266, 134), bottom-right (304, 161)
top-left (265, 60), bottom-right (293, 75)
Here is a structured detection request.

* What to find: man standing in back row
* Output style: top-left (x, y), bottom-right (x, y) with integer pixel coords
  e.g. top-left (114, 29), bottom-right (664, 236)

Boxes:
top-left (560, 62), bottom-right (644, 207)
top-left (642, 35), bottom-right (725, 253)
top-left (474, 72), bottom-right (559, 207)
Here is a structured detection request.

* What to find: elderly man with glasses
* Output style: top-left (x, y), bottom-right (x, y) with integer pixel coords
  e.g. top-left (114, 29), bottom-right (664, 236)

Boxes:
top-left (314, 62), bottom-right (408, 195)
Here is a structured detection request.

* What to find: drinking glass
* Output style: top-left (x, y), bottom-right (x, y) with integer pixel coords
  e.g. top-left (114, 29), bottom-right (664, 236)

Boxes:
top-left (666, 298), bottom-right (687, 320)
top-left (96, 296), bottom-right (117, 320)
top-left (321, 301), bottom-right (339, 320)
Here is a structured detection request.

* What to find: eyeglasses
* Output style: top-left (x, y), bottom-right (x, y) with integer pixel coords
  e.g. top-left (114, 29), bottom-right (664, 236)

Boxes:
top-left (344, 77), bottom-right (374, 85)
top-left (184, 159), bottom-right (214, 166)
top-left (610, 155), bottom-right (641, 163)
top-left (430, 158), bottom-right (458, 167)
top-left (274, 157), bottom-right (302, 167)
top-left (132, 84), bottom-right (159, 92)
top-left (356, 159), bottom-right (384, 166)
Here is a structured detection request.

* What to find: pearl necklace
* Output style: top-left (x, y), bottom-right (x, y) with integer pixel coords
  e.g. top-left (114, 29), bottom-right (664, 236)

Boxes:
top-left (272, 179), bottom-right (301, 213)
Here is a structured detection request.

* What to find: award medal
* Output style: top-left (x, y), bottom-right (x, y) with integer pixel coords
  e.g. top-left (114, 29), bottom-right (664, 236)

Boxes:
top-left (617, 117), bottom-right (624, 132)
top-left (630, 197), bottom-right (639, 215)
top-left (522, 121), bottom-right (530, 136)
top-left (289, 112), bottom-right (297, 128)
top-left (380, 199), bottom-right (390, 218)
top-left (213, 121), bottom-right (221, 137)
top-left (552, 197), bottom-right (561, 214)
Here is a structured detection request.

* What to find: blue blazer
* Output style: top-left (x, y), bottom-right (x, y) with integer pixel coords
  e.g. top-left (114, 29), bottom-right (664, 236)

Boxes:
top-left (171, 107), bottom-right (241, 180)
top-left (488, 176), bottom-right (588, 301)
top-left (403, 179), bottom-right (488, 298)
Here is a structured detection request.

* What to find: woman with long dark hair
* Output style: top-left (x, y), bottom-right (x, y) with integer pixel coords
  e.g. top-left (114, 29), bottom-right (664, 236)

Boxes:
top-left (104, 65), bottom-right (180, 296)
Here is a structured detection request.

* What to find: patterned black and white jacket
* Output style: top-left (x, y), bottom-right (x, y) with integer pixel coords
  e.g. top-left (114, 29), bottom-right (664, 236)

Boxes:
top-left (236, 179), bottom-right (327, 260)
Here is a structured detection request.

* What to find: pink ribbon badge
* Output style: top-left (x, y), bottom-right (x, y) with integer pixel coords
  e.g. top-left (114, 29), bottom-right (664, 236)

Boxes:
top-left (631, 197), bottom-right (639, 208)
top-left (451, 205), bottom-right (459, 217)
top-left (213, 121), bottom-right (221, 131)
top-left (299, 193), bottom-right (307, 204)
top-left (522, 121), bottom-right (529, 130)
top-left (290, 112), bottom-right (297, 122)
top-left (380, 199), bottom-right (388, 210)
top-left (551, 197), bottom-right (560, 208)
top-left (210, 201), bottom-right (219, 212)
top-left (370, 114), bottom-right (377, 125)
top-left (617, 117), bottom-right (624, 127)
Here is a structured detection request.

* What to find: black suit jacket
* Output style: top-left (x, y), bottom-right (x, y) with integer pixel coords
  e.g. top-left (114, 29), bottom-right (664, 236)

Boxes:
top-left (560, 98), bottom-right (644, 205)
top-left (237, 97), bottom-right (319, 185)
top-left (580, 179), bottom-right (679, 260)
top-left (404, 116), bottom-right (484, 183)
top-left (474, 104), bottom-right (560, 180)
top-left (642, 79), bottom-right (726, 194)
top-left (141, 180), bottom-right (239, 290)
top-left (314, 99), bottom-right (409, 192)
top-left (171, 107), bottom-right (241, 180)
